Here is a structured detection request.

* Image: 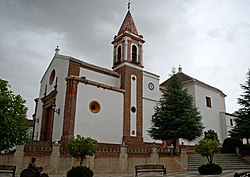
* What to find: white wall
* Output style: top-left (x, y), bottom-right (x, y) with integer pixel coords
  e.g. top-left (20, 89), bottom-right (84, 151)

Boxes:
top-left (143, 71), bottom-right (161, 142)
top-left (80, 68), bottom-right (120, 88)
top-left (75, 83), bottom-right (124, 144)
top-left (34, 55), bottom-right (69, 141)
top-left (223, 113), bottom-right (237, 139)
top-left (192, 83), bottom-right (226, 143)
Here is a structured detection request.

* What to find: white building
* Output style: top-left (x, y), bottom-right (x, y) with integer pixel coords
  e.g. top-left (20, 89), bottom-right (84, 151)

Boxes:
top-left (161, 67), bottom-right (237, 144)
top-left (33, 10), bottom-right (235, 147)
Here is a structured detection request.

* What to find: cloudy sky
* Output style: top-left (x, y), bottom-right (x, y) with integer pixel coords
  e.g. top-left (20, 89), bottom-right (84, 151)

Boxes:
top-left (0, 0), bottom-right (249, 118)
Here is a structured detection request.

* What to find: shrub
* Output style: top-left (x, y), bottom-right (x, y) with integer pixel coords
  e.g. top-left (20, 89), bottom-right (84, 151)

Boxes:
top-left (241, 144), bottom-right (250, 150)
top-left (67, 166), bottom-right (93, 177)
top-left (240, 144), bottom-right (250, 155)
top-left (198, 163), bottom-right (222, 175)
top-left (222, 137), bottom-right (243, 153)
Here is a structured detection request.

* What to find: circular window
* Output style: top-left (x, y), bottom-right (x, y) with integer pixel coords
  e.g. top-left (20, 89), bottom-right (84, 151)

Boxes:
top-left (49, 69), bottom-right (56, 85)
top-left (131, 106), bottom-right (136, 113)
top-left (148, 82), bottom-right (154, 90)
top-left (89, 101), bottom-right (101, 114)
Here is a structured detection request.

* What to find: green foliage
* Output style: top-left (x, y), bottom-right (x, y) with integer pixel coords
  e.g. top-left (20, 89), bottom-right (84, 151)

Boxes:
top-left (198, 163), bottom-right (222, 175)
top-left (195, 130), bottom-right (220, 164)
top-left (67, 166), bottom-right (93, 177)
top-left (195, 139), bottom-right (220, 164)
top-left (230, 69), bottom-right (250, 143)
top-left (67, 135), bottom-right (98, 165)
top-left (241, 144), bottom-right (250, 151)
top-left (148, 71), bottom-right (203, 152)
top-left (222, 137), bottom-right (243, 153)
top-left (204, 129), bottom-right (219, 141)
top-left (0, 79), bottom-right (29, 151)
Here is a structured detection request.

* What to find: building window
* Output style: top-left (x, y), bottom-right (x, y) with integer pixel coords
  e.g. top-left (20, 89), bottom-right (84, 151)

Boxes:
top-left (89, 101), bottom-right (101, 114)
top-left (131, 130), bottom-right (135, 135)
top-left (131, 106), bottom-right (136, 113)
top-left (132, 45), bottom-right (137, 62)
top-left (117, 46), bottom-right (121, 63)
top-left (206, 96), bottom-right (212, 108)
top-left (49, 69), bottom-right (56, 85)
top-left (230, 119), bottom-right (233, 126)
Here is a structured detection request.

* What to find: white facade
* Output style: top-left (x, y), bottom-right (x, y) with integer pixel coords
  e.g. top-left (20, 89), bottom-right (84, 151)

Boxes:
top-left (80, 67), bottom-right (120, 88)
top-left (182, 76), bottom-right (228, 144)
top-left (75, 83), bottom-right (124, 143)
top-left (34, 54), bottom-right (69, 141)
top-left (143, 71), bottom-right (161, 142)
top-left (220, 112), bottom-right (238, 141)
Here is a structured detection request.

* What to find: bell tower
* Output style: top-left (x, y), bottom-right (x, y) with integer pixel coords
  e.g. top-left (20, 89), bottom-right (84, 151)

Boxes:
top-left (112, 10), bottom-right (145, 145)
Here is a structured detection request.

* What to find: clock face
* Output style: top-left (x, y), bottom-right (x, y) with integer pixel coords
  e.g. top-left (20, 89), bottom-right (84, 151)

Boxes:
top-left (148, 82), bottom-right (154, 90)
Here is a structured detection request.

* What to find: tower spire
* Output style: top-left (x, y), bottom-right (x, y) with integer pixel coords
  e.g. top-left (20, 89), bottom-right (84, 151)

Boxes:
top-left (117, 10), bottom-right (138, 35)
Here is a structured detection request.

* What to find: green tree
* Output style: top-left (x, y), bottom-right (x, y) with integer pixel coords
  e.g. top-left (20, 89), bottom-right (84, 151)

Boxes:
top-left (230, 69), bottom-right (250, 144)
top-left (204, 129), bottom-right (219, 141)
top-left (0, 79), bottom-right (29, 151)
top-left (67, 135), bottom-right (98, 166)
top-left (148, 71), bottom-right (203, 153)
top-left (195, 130), bottom-right (220, 164)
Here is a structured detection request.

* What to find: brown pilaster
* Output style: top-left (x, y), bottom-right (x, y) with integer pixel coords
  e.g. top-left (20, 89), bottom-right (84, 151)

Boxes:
top-left (116, 65), bottom-right (143, 145)
top-left (61, 60), bottom-right (80, 147)
top-left (61, 77), bottom-right (79, 145)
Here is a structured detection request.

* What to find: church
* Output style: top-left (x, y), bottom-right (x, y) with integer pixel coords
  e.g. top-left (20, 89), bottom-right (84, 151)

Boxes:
top-left (33, 9), bottom-right (236, 147)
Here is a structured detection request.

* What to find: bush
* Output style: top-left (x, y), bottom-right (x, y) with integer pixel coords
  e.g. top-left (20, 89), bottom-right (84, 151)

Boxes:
top-left (67, 166), bottom-right (93, 177)
top-left (222, 137), bottom-right (243, 153)
top-left (241, 144), bottom-right (250, 150)
top-left (198, 163), bottom-right (222, 175)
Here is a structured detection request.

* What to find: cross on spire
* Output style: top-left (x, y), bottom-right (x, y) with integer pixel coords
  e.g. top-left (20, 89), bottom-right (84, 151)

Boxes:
top-left (128, 0), bottom-right (131, 10)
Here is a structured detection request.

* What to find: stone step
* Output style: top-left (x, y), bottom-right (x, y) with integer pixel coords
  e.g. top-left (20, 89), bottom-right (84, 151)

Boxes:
top-left (188, 153), bottom-right (250, 171)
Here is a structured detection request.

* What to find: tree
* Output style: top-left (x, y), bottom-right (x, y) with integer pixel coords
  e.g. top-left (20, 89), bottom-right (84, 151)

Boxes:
top-left (148, 71), bottom-right (203, 153)
top-left (204, 129), bottom-right (219, 141)
top-left (67, 135), bottom-right (98, 166)
top-left (0, 79), bottom-right (29, 151)
top-left (222, 137), bottom-right (243, 153)
top-left (195, 130), bottom-right (220, 164)
top-left (230, 69), bottom-right (250, 144)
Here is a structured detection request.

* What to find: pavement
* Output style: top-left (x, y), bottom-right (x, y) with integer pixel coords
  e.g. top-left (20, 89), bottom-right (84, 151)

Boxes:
top-left (0, 169), bottom-right (250, 177)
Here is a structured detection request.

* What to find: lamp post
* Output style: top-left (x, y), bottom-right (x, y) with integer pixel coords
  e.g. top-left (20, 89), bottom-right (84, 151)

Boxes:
top-left (52, 103), bottom-right (60, 115)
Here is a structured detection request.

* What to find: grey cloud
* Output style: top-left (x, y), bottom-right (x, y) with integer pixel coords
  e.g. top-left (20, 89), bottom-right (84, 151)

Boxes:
top-left (0, 0), bottom-right (249, 117)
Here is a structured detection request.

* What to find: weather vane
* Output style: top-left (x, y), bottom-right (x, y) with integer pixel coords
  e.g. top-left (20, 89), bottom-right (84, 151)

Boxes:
top-left (128, 0), bottom-right (131, 10)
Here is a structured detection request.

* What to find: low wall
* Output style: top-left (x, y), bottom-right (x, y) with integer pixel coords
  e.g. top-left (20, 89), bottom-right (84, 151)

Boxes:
top-left (0, 143), bottom-right (188, 175)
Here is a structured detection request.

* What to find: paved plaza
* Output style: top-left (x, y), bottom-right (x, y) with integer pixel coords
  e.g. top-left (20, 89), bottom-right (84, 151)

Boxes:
top-left (92, 170), bottom-right (248, 177)
top-left (58, 169), bottom-right (246, 176)
top-left (1, 169), bottom-right (250, 177)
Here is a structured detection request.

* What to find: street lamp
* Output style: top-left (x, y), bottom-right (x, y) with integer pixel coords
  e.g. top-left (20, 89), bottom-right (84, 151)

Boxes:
top-left (52, 103), bottom-right (60, 115)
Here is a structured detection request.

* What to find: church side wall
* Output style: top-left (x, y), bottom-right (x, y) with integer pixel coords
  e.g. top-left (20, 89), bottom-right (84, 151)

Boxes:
top-left (75, 83), bottom-right (124, 144)
top-left (184, 83), bottom-right (196, 106)
top-left (221, 113), bottom-right (237, 140)
top-left (80, 67), bottom-right (120, 87)
top-left (34, 56), bottom-right (69, 141)
top-left (143, 71), bottom-right (161, 142)
top-left (193, 83), bottom-right (226, 143)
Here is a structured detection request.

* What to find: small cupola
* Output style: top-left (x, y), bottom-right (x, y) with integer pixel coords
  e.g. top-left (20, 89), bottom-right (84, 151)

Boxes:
top-left (55, 46), bottom-right (60, 55)
top-left (178, 65), bottom-right (183, 73)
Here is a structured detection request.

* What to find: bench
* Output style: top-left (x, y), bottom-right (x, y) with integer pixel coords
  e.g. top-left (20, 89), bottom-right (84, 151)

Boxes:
top-left (234, 172), bottom-right (250, 177)
top-left (135, 164), bottom-right (166, 176)
top-left (0, 165), bottom-right (16, 177)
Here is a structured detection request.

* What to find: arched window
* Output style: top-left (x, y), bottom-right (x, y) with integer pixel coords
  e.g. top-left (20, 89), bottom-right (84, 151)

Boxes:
top-left (132, 45), bottom-right (137, 62)
top-left (117, 46), bottom-right (121, 63)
